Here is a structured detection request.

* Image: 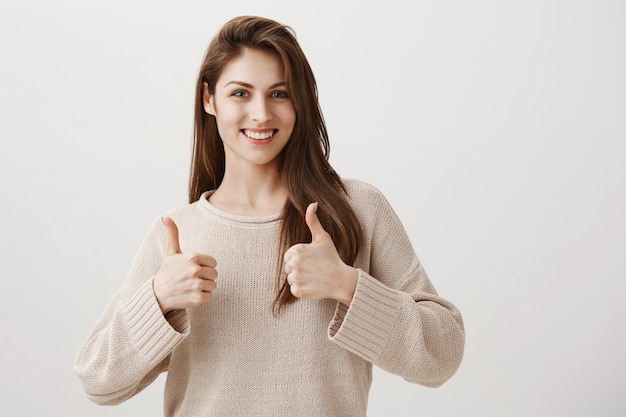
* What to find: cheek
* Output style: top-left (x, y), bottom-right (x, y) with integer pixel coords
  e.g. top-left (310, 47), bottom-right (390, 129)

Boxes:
top-left (212, 114), bottom-right (236, 141)
top-left (214, 104), bottom-right (245, 128)
top-left (278, 106), bottom-right (297, 129)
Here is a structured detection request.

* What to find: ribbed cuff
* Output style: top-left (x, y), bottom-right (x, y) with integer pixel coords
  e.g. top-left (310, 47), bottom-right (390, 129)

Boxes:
top-left (165, 309), bottom-right (189, 334)
top-left (122, 280), bottom-right (188, 366)
top-left (328, 270), bottom-right (402, 362)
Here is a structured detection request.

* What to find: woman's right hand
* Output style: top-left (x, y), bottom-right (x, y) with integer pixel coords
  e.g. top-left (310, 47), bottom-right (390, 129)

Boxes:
top-left (152, 217), bottom-right (218, 315)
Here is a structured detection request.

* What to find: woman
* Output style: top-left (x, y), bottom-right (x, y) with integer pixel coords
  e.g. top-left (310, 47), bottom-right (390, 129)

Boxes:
top-left (75, 15), bottom-right (465, 416)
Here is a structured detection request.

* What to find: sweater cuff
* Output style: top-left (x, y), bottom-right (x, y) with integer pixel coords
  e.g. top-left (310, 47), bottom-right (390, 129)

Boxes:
top-left (122, 279), bottom-right (189, 365)
top-left (328, 270), bottom-right (402, 362)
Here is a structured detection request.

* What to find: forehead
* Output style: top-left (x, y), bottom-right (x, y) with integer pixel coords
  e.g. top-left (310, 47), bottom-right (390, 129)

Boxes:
top-left (217, 48), bottom-right (285, 88)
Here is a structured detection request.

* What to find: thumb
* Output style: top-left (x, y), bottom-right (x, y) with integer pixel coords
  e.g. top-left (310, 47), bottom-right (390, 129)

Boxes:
top-left (305, 202), bottom-right (326, 243)
top-left (161, 216), bottom-right (182, 255)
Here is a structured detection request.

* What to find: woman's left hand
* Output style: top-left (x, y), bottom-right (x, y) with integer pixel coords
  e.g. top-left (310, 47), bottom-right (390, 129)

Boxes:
top-left (283, 202), bottom-right (358, 306)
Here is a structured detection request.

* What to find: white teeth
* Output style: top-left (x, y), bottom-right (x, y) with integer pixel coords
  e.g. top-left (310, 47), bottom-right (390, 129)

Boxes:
top-left (243, 129), bottom-right (274, 140)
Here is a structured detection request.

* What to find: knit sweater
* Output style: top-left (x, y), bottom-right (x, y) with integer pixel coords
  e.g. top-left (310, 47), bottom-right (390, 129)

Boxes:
top-left (74, 179), bottom-right (465, 416)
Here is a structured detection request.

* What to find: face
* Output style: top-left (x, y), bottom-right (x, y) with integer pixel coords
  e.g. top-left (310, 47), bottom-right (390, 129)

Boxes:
top-left (203, 48), bottom-right (296, 171)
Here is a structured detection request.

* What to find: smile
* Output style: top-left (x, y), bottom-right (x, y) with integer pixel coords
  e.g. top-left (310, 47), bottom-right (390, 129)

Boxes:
top-left (242, 129), bottom-right (275, 140)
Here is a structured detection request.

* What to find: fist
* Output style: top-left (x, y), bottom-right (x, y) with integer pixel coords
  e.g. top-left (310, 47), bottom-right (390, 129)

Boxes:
top-left (152, 217), bottom-right (218, 314)
top-left (283, 203), bottom-right (358, 306)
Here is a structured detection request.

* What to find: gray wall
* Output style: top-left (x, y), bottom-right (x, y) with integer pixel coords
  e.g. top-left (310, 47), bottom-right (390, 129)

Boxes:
top-left (1, 0), bottom-right (624, 415)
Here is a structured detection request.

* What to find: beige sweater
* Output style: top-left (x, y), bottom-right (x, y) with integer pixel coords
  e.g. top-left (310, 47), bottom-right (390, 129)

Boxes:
top-left (75, 179), bottom-right (464, 416)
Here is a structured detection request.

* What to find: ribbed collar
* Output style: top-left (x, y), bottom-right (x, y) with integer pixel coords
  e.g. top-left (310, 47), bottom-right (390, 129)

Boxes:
top-left (197, 191), bottom-right (283, 227)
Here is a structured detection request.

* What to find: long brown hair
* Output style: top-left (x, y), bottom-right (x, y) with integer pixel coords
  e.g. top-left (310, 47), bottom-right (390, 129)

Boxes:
top-left (189, 16), bottom-right (362, 314)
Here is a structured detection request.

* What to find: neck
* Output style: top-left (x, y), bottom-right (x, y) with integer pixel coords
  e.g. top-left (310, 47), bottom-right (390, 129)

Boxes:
top-left (210, 163), bottom-right (287, 216)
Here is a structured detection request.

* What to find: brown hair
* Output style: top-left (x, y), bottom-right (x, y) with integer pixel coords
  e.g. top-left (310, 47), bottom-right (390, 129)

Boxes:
top-left (189, 16), bottom-right (362, 314)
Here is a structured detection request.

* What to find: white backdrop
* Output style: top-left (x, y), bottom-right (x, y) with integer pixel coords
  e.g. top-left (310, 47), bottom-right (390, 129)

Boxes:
top-left (1, 1), bottom-right (625, 416)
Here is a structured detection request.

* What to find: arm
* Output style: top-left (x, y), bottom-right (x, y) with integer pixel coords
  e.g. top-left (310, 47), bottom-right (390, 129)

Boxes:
top-left (328, 182), bottom-right (465, 387)
top-left (73, 219), bottom-right (190, 405)
top-left (329, 266), bottom-right (464, 387)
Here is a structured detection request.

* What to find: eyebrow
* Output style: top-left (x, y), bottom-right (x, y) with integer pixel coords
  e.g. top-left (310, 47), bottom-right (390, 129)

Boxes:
top-left (223, 81), bottom-right (286, 89)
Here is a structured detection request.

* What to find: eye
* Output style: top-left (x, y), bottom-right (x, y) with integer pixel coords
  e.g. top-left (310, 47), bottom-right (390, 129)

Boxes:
top-left (271, 90), bottom-right (289, 99)
top-left (231, 90), bottom-right (248, 98)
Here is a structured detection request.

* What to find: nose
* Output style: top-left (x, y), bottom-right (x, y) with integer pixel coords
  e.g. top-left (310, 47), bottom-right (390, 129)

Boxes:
top-left (248, 97), bottom-right (272, 123)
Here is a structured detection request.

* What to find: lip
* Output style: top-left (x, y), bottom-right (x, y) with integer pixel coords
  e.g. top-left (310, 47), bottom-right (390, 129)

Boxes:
top-left (241, 128), bottom-right (277, 144)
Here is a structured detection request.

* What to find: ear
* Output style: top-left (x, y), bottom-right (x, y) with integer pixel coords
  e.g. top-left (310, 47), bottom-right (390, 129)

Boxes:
top-left (202, 82), bottom-right (216, 116)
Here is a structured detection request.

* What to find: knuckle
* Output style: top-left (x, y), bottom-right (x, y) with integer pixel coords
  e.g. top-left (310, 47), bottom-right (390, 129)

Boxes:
top-left (286, 246), bottom-right (299, 257)
top-left (288, 253), bottom-right (301, 266)
top-left (282, 261), bottom-right (291, 273)
top-left (192, 293), bottom-right (205, 305)
top-left (289, 284), bottom-right (300, 298)
top-left (203, 279), bottom-right (216, 291)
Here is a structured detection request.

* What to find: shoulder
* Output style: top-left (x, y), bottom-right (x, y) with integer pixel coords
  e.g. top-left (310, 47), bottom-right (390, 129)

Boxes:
top-left (143, 196), bottom-right (207, 237)
top-left (138, 197), bottom-right (209, 251)
top-left (341, 178), bottom-right (400, 227)
top-left (341, 177), bottom-right (416, 252)
top-left (342, 178), bottom-right (386, 199)
top-left (342, 178), bottom-right (391, 209)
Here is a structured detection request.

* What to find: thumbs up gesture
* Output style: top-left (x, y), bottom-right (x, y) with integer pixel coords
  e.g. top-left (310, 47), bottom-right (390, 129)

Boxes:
top-left (153, 217), bottom-right (218, 315)
top-left (283, 203), bottom-right (359, 306)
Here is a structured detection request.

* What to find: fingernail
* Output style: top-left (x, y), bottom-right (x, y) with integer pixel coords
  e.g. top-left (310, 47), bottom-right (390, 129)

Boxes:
top-left (160, 216), bottom-right (165, 225)
top-left (314, 202), bottom-right (319, 213)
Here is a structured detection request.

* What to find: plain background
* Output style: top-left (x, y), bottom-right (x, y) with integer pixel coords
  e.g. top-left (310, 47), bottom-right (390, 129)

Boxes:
top-left (1, 0), bottom-right (625, 416)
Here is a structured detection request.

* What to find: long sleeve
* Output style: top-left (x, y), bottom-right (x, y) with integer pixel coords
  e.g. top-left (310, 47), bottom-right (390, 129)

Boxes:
top-left (328, 180), bottom-right (465, 387)
top-left (74, 219), bottom-right (190, 405)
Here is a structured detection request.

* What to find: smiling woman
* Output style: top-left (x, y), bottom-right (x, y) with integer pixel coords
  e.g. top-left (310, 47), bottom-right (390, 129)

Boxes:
top-left (203, 48), bottom-right (296, 188)
top-left (73, 15), bottom-right (465, 417)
